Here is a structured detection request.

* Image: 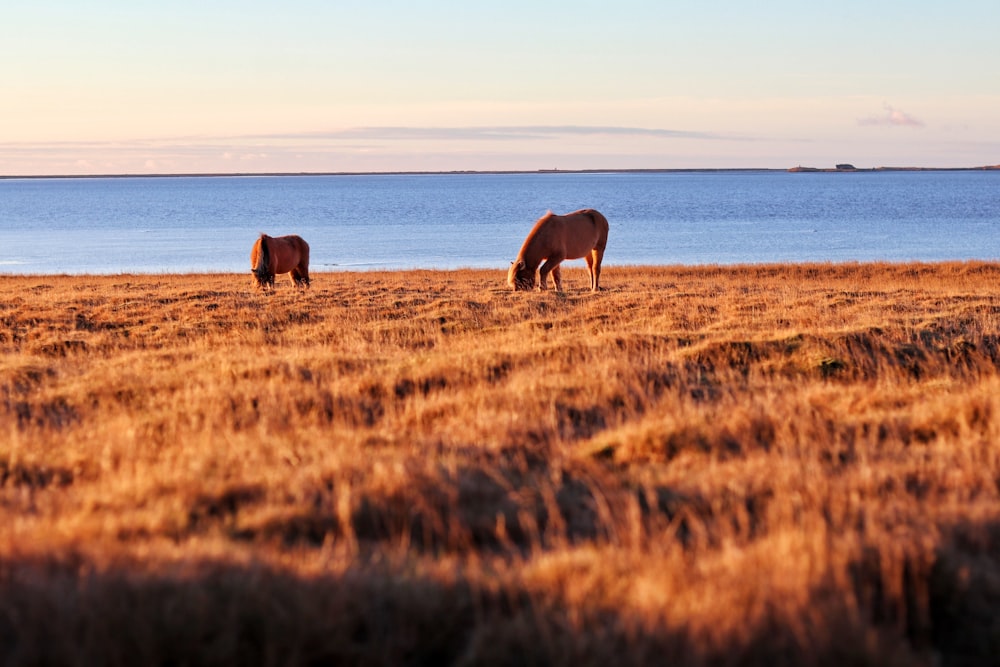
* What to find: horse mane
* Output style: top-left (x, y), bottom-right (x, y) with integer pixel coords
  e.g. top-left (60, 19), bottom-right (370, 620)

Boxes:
top-left (524, 211), bottom-right (554, 241)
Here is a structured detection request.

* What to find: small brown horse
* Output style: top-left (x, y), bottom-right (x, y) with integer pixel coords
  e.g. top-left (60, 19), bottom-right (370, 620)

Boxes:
top-left (250, 234), bottom-right (310, 289)
top-left (508, 209), bottom-right (609, 292)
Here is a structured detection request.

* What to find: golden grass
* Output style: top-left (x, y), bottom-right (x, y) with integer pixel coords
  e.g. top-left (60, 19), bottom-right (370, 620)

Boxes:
top-left (3, 262), bottom-right (1000, 665)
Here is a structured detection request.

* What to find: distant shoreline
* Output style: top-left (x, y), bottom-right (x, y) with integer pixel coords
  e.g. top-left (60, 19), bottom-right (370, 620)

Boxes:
top-left (787, 165), bottom-right (1000, 173)
top-left (2, 165), bottom-right (999, 180)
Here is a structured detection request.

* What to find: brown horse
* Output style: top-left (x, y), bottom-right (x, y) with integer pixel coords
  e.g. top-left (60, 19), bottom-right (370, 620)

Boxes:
top-left (250, 234), bottom-right (311, 289)
top-left (508, 209), bottom-right (609, 292)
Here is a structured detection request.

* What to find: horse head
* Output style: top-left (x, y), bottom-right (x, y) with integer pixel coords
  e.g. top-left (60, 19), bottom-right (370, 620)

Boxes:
top-left (507, 259), bottom-right (535, 291)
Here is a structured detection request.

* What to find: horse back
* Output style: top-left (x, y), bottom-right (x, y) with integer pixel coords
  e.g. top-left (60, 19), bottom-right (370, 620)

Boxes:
top-left (272, 235), bottom-right (309, 273)
top-left (551, 209), bottom-right (608, 258)
top-left (290, 235), bottom-right (309, 256)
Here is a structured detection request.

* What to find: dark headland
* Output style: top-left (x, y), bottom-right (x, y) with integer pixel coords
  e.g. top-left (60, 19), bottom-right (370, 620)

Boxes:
top-left (788, 163), bottom-right (1000, 173)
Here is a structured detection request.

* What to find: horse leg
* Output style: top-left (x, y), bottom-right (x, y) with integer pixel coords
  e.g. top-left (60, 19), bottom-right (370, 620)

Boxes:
top-left (299, 259), bottom-right (310, 287)
top-left (292, 267), bottom-right (310, 288)
top-left (538, 257), bottom-right (563, 291)
top-left (296, 244), bottom-right (310, 288)
top-left (552, 264), bottom-right (563, 291)
top-left (590, 248), bottom-right (604, 291)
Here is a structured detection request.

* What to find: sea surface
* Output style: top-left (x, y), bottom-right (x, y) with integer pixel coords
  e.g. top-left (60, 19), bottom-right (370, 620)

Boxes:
top-left (1, 171), bottom-right (998, 274)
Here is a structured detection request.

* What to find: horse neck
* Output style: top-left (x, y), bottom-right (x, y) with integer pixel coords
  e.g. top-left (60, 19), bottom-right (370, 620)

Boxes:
top-left (517, 243), bottom-right (545, 270)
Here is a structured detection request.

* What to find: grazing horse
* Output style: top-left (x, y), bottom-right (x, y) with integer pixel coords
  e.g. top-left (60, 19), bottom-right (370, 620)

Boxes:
top-left (508, 209), bottom-right (609, 292)
top-left (250, 234), bottom-right (310, 289)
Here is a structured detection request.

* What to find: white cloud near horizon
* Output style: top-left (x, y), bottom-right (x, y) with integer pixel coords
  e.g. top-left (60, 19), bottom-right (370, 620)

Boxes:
top-left (858, 105), bottom-right (925, 128)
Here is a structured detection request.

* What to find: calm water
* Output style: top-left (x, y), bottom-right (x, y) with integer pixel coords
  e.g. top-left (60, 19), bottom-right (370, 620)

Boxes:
top-left (1, 171), bottom-right (998, 274)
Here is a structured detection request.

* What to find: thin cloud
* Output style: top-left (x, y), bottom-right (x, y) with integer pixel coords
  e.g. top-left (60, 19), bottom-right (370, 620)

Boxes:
top-left (0, 126), bottom-right (747, 156)
top-left (239, 125), bottom-right (745, 143)
top-left (858, 105), bottom-right (925, 128)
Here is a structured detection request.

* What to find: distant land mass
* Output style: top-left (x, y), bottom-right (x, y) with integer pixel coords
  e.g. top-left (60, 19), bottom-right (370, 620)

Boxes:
top-left (2, 165), bottom-right (1000, 179)
top-left (788, 164), bottom-right (1000, 173)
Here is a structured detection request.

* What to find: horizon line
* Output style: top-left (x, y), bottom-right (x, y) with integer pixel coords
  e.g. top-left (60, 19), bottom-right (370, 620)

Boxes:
top-left (3, 165), bottom-right (1000, 180)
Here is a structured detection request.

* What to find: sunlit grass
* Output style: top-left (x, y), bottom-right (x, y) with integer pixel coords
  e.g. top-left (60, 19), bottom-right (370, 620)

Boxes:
top-left (2, 262), bottom-right (1000, 664)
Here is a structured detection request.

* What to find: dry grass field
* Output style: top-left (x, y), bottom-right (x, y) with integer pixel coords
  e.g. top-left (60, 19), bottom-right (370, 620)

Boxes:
top-left (3, 262), bottom-right (1000, 665)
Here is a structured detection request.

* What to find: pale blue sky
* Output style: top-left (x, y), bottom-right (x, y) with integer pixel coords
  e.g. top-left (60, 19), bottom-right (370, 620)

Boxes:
top-left (2, 1), bottom-right (998, 174)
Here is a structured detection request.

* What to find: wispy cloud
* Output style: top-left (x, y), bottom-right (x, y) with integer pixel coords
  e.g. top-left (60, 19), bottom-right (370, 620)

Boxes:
top-left (237, 125), bottom-right (745, 143)
top-left (858, 104), bottom-right (925, 128)
top-left (0, 126), bottom-right (745, 155)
